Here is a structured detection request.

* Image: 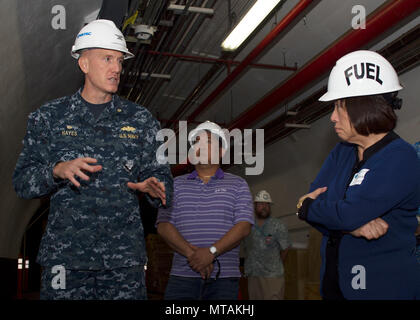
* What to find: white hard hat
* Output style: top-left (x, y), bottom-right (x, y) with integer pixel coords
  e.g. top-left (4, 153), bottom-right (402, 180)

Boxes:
top-left (319, 50), bottom-right (402, 101)
top-left (188, 121), bottom-right (228, 149)
top-left (254, 190), bottom-right (273, 204)
top-left (71, 19), bottom-right (134, 60)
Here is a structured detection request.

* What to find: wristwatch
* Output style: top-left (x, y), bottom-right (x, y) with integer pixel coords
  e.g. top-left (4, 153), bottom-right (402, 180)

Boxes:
top-left (209, 245), bottom-right (218, 257)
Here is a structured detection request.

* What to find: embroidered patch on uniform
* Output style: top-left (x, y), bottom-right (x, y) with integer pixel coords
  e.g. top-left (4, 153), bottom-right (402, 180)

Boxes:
top-left (121, 126), bottom-right (136, 132)
top-left (349, 168), bottom-right (370, 186)
top-left (119, 126), bottom-right (139, 139)
top-left (119, 133), bottom-right (139, 139)
top-left (61, 125), bottom-right (77, 136)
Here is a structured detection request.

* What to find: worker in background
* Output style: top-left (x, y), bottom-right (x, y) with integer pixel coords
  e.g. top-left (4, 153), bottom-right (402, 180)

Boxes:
top-left (296, 50), bottom-right (420, 299)
top-left (243, 190), bottom-right (290, 300)
top-left (13, 20), bottom-right (173, 300)
top-left (156, 121), bottom-right (254, 300)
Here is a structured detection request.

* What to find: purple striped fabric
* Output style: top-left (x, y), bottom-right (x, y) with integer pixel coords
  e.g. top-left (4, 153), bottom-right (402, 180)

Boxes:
top-left (156, 168), bottom-right (254, 278)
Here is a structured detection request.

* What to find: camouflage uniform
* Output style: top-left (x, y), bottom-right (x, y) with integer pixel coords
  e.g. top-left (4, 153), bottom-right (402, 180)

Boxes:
top-left (243, 217), bottom-right (290, 278)
top-left (243, 217), bottom-right (290, 299)
top-left (40, 265), bottom-right (147, 300)
top-left (13, 89), bottom-right (173, 299)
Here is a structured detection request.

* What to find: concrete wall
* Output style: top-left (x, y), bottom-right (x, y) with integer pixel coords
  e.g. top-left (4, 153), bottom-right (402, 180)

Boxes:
top-left (0, 0), bottom-right (101, 258)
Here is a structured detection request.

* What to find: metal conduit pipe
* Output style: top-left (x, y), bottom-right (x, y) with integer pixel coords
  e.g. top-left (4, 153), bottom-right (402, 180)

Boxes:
top-left (141, 0), bottom-right (215, 109)
top-left (129, 1), bottom-right (205, 103)
top-left (170, 0), bottom-right (420, 177)
top-left (228, 0), bottom-right (420, 131)
top-left (167, 0), bottom-right (313, 135)
top-left (184, 0), bottom-right (315, 123)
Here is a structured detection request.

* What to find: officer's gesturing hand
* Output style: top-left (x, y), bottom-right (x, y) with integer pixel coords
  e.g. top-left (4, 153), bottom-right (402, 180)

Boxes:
top-left (53, 157), bottom-right (103, 187)
top-left (127, 177), bottom-right (166, 205)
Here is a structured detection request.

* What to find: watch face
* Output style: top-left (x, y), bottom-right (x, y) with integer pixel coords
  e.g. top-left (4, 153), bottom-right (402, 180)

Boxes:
top-left (210, 246), bottom-right (217, 254)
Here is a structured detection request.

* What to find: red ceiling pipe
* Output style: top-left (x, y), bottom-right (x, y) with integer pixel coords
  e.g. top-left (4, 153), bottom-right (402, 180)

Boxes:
top-left (165, 0), bottom-right (313, 131)
top-left (184, 0), bottom-right (314, 122)
top-left (169, 0), bottom-right (313, 175)
top-left (228, 0), bottom-right (420, 131)
top-left (171, 0), bottom-right (419, 177)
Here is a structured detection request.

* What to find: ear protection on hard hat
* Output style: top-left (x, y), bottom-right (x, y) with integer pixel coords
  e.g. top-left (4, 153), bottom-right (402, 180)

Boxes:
top-left (382, 92), bottom-right (402, 110)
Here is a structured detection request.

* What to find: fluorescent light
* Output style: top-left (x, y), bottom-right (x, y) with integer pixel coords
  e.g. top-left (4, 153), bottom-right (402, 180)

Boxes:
top-left (221, 0), bottom-right (282, 51)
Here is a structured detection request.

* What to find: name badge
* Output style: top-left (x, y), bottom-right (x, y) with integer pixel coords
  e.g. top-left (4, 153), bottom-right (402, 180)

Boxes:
top-left (349, 168), bottom-right (370, 186)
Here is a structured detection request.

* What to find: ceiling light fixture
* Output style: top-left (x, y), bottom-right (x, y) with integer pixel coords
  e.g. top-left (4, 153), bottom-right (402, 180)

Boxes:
top-left (221, 0), bottom-right (282, 51)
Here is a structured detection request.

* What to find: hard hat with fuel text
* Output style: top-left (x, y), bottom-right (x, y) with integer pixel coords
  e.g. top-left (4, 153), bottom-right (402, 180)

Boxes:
top-left (319, 50), bottom-right (402, 102)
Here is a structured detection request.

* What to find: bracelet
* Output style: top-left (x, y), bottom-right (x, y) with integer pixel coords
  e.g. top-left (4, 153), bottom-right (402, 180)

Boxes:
top-left (296, 199), bottom-right (304, 210)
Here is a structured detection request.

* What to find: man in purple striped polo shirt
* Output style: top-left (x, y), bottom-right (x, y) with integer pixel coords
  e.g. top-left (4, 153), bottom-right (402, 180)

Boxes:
top-left (157, 121), bottom-right (254, 300)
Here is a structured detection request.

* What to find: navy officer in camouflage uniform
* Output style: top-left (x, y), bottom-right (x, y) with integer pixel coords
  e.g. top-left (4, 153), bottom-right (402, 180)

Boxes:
top-left (12, 20), bottom-right (173, 300)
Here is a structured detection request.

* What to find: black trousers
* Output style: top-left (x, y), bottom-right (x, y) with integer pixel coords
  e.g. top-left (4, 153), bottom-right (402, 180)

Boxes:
top-left (322, 232), bottom-right (346, 300)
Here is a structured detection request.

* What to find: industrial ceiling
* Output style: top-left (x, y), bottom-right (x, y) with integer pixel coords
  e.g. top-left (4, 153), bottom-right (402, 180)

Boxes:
top-left (0, 0), bottom-right (419, 259)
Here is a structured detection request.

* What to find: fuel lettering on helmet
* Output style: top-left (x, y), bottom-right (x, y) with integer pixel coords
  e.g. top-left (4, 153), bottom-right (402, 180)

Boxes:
top-left (344, 62), bottom-right (383, 86)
